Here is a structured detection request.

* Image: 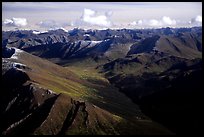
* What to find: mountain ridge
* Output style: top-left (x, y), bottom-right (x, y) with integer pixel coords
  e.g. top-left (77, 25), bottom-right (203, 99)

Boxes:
top-left (2, 26), bottom-right (202, 135)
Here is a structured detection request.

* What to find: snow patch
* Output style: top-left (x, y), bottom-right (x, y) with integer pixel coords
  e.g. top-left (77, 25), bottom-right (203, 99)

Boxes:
top-left (59, 27), bottom-right (68, 32)
top-left (104, 39), bottom-right (110, 42)
top-left (12, 62), bottom-right (26, 70)
top-left (32, 30), bottom-right (48, 35)
top-left (82, 40), bottom-right (102, 44)
top-left (48, 27), bottom-right (68, 32)
top-left (91, 40), bottom-right (102, 44)
top-left (32, 30), bottom-right (40, 35)
top-left (84, 34), bottom-right (90, 37)
top-left (46, 89), bottom-right (55, 95)
top-left (10, 48), bottom-right (23, 59)
top-left (114, 35), bottom-right (120, 38)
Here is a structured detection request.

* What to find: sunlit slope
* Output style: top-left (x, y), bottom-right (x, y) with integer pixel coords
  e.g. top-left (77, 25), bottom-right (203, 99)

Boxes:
top-left (9, 49), bottom-right (90, 99)
top-left (5, 49), bottom-right (173, 135)
top-left (9, 49), bottom-right (142, 119)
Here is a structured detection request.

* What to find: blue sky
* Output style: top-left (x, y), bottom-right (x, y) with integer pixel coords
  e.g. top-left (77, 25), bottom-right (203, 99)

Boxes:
top-left (2, 2), bottom-right (202, 31)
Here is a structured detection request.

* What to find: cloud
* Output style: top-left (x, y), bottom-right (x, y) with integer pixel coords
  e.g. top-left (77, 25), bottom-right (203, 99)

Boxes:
top-left (195, 15), bottom-right (202, 22)
top-left (37, 20), bottom-right (61, 28)
top-left (82, 8), bottom-right (112, 27)
top-left (189, 15), bottom-right (202, 26)
top-left (72, 8), bottom-right (112, 27)
top-left (3, 18), bottom-right (27, 27)
top-left (190, 15), bottom-right (202, 23)
top-left (84, 8), bottom-right (95, 17)
top-left (130, 15), bottom-right (203, 28)
top-left (149, 19), bottom-right (160, 26)
top-left (162, 16), bottom-right (176, 25)
top-left (130, 16), bottom-right (177, 27)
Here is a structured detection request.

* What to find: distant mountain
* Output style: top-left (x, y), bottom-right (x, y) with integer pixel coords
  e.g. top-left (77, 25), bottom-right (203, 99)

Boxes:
top-left (128, 33), bottom-right (201, 59)
top-left (2, 27), bottom-right (202, 64)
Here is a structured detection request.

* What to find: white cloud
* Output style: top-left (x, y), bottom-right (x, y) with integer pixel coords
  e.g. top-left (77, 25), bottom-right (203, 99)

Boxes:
top-left (37, 20), bottom-right (60, 28)
top-left (3, 18), bottom-right (27, 27)
top-left (130, 20), bottom-right (143, 26)
top-left (137, 20), bottom-right (143, 25)
top-left (84, 8), bottom-right (95, 16)
top-left (130, 16), bottom-right (177, 28)
top-left (195, 15), bottom-right (202, 22)
top-left (4, 19), bottom-right (13, 24)
top-left (81, 8), bottom-right (112, 27)
top-left (149, 19), bottom-right (160, 26)
top-left (130, 21), bottom-right (137, 26)
top-left (189, 15), bottom-right (202, 26)
top-left (162, 16), bottom-right (176, 25)
top-left (130, 15), bottom-right (203, 28)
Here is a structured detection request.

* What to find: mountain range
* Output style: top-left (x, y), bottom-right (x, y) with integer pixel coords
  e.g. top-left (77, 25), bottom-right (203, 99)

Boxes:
top-left (1, 26), bottom-right (202, 135)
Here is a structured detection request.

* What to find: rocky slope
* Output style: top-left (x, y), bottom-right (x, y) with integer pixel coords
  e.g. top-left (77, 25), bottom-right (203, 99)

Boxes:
top-left (1, 47), bottom-right (173, 135)
top-left (2, 26), bottom-right (202, 135)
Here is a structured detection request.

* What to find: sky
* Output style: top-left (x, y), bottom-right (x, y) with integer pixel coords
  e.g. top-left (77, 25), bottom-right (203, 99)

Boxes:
top-left (2, 2), bottom-right (202, 31)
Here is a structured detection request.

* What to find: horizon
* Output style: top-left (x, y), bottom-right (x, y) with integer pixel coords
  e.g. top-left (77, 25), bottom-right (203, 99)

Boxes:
top-left (2, 26), bottom-right (202, 33)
